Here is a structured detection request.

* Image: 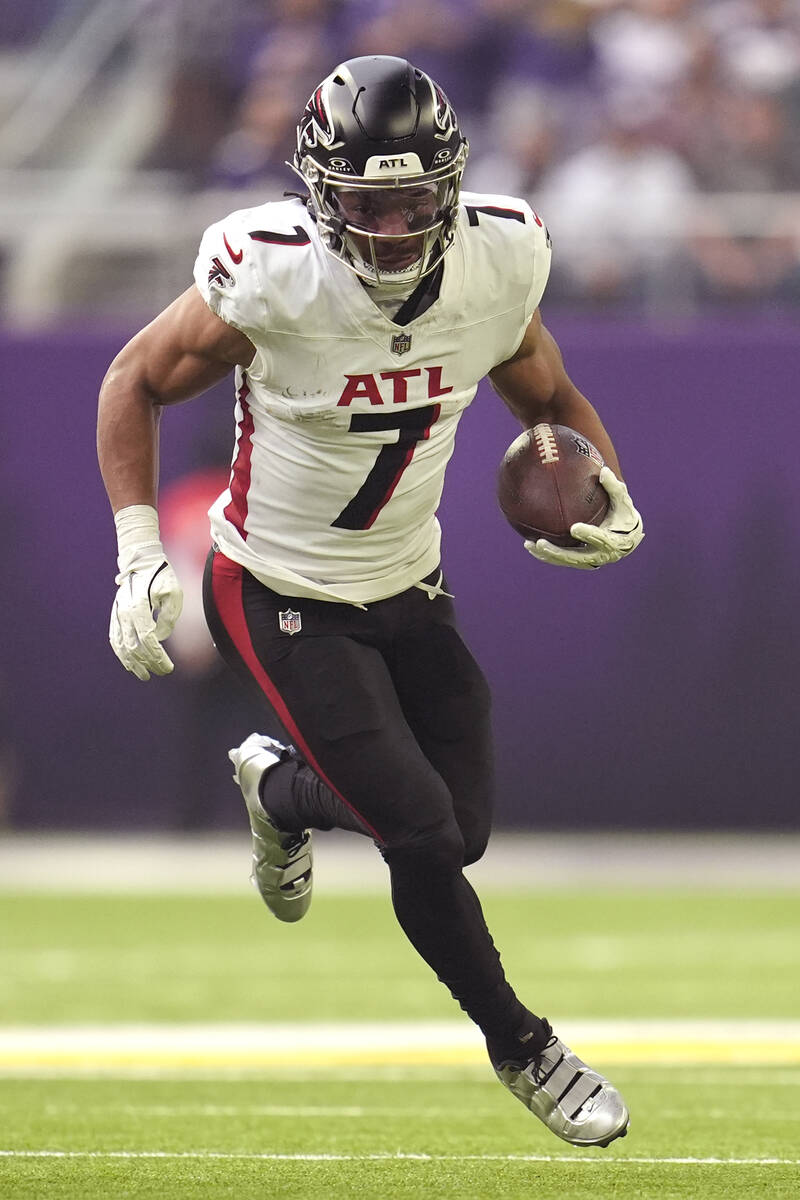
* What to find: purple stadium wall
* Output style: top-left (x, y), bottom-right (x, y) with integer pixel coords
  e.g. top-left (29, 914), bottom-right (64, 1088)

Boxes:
top-left (2, 314), bottom-right (798, 830)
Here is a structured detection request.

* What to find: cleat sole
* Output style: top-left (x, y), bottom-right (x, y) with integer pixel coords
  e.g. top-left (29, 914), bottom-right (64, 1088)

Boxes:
top-left (595, 1124), bottom-right (629, 1149)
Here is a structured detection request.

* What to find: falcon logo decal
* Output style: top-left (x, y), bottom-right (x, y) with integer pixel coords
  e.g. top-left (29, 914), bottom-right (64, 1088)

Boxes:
top-left (298, 81), bottom-right (339, 152)
top-left (431, 82), bottom-right (458, 142)
top-left (208, 256), bottom-right (233, 287)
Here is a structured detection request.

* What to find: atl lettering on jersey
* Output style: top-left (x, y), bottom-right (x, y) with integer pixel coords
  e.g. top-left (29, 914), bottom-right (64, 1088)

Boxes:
top-left (338, 366), bottom-right (453, 406)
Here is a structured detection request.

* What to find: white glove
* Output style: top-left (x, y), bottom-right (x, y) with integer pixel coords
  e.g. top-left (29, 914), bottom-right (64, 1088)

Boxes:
top-left (109, 505), bottom-right (183, 681)
top-left (526, 466), bottom-right (644, 570)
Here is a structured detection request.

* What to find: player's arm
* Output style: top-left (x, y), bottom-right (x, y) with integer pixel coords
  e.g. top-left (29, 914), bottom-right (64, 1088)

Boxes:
top-left (98, 285), bottom-right (255, 511)
top-left (98, 285), bottom-right (256, 679)
top-left (489, 308), bottom-right (621, 476)
top-left (489, 309), bottom-right (643, 569)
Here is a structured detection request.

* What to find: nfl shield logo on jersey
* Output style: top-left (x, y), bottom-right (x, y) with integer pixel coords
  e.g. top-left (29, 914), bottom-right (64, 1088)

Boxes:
top-left (278, 609), bottom-right (302, 635)
top-left (391, 332), bottom-right (412, 356)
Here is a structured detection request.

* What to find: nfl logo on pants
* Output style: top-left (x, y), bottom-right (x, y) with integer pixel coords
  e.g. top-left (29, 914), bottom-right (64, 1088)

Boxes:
top-left (278, 609), bottom-right (302, 635)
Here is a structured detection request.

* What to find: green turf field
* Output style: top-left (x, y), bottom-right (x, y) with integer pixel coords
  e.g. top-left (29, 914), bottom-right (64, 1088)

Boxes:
top-left (1, 888), bottom-right (799, 1198)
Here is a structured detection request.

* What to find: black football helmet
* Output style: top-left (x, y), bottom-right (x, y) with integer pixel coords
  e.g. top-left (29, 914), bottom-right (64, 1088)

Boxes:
top-left (293, 56), bottom-right (469, 286)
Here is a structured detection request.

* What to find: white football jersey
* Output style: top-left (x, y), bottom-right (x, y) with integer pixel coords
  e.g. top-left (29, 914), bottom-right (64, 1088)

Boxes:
top-left (193, 191), bottom-right (551, 604)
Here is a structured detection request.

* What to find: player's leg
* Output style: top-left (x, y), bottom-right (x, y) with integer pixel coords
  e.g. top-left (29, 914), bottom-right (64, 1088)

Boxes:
top-left (386, 597), bottom-right (548, 1054)
top-left (391, 600), bottom-right (494, 867)
top-left (204, 551), bottom-right (629, 1146)
top-left (390, 591), bottom-right (629, 1147)
top-left (202, 551), bottom-right (369, 923)
top-left (203, 549), bottom-right (535, 1043)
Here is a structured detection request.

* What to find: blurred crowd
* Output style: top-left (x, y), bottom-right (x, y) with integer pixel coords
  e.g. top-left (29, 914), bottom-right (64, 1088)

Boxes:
top-left (3, 0), bottom-right (800, 308)
top-left (2, 2), bottom-right (798, 831)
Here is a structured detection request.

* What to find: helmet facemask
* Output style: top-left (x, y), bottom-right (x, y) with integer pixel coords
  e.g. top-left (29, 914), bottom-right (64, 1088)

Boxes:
top-left (297, 148), bottom-right (468, 286)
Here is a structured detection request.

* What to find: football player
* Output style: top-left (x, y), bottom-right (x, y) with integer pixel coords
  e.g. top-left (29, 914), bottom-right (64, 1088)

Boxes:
top-left (98, 56), bottom-right (643, 1148)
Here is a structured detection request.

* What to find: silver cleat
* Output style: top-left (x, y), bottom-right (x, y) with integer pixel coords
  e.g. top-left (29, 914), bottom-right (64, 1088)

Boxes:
top-left (228, 733), bottom-right (313, 923)
top-left (493, 1023), bottom-right (630, 1148)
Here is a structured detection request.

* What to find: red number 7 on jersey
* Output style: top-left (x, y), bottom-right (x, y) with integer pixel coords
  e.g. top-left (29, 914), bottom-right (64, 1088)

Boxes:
top-left (331, 404), bottom-right (441, 530)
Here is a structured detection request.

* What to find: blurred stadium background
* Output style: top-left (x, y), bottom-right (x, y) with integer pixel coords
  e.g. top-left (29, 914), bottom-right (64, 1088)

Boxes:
top-left (2, 0), bottom-right (799, 833)
top-left (1, 5), bottom-right (799, 1194)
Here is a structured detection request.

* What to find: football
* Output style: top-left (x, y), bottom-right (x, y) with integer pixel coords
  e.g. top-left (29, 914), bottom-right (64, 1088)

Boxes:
top-left (497, 423), bottom-right (609, 547)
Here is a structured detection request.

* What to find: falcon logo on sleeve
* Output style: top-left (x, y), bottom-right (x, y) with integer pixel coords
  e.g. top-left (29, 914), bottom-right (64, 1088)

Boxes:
top-left (208, 256), bottom-right (234, 288)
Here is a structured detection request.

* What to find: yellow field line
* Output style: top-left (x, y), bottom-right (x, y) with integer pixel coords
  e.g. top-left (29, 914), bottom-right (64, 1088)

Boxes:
top-left (1, 1022), bottom-right (799, 1068)
top-left (0, 1046), bottom-right (797, 1068)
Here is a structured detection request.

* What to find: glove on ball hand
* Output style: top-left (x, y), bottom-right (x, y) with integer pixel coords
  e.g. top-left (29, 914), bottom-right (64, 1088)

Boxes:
top-left (526, 467), bottom-right (644, 570)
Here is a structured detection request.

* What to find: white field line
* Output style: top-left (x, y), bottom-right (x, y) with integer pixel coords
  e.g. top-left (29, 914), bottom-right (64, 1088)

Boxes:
top-left (36, 1104), bottom-right (451, 1118)
top-left (6, 1067), bottom-right (800, 1084)
top-left (20, 1104), bottom-right (800, 1121)
top-left (1, 1150), bottom-right (799, 1166)
top-left (1, 1020), bottom-right (800, 1068)
top-left (20, 1103), bottom-right (800, 1120)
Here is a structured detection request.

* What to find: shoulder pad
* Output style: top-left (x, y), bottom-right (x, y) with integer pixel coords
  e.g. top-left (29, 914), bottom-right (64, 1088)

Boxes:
top-left (193, 200), bottom-right (314, 339)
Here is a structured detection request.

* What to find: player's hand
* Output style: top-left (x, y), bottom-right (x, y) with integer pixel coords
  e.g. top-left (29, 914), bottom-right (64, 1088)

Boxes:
top-left (525, 467), bottom-right (644, 569)
top-left (110, 548), bottom-right (183, 681)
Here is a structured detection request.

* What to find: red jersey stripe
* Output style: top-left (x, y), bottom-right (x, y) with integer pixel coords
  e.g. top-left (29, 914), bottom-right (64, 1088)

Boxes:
top-left (223, 378), bottom-right (253, 540)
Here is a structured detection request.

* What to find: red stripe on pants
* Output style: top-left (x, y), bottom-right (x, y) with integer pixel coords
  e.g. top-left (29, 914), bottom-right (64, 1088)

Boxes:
top-left (210, 552), bottom-right (384, 843)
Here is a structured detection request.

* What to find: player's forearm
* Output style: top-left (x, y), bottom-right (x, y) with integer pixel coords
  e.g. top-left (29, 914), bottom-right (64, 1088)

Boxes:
top-left (491, 317), bottom-right (622, 477)
top-left (496, 374), bottom-right (623, 479)
top-left (97, 367), bottom-right (162, 513)
top-left (548, 385), bottom-right (622, 479)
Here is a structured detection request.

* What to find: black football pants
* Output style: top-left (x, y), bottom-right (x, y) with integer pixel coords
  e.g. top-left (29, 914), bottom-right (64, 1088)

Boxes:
top-left (203, 548), bottom-right (530, 1041)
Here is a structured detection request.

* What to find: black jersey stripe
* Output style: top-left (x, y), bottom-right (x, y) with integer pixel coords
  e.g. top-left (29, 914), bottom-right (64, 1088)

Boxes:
top-left (391, 259), bottom-right (444, 326)
top-left (465, 205), bottom-right (525, 226)
top-left (249, 227), bottom-right (311, 246)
